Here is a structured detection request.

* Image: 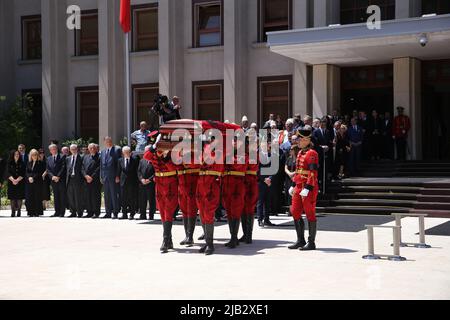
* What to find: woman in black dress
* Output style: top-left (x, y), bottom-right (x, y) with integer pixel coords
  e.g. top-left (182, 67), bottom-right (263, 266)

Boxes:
top-left (26, 149), bottom-right (45, 217)
top-left (7, 150), bottom-right (26, 217)
top-left (334, 125), bottom-right (351, 179)
top-left (39, 148), bottom-right (51, 211)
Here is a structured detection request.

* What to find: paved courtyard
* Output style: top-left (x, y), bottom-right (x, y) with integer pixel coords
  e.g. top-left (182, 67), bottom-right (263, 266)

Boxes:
top-left (0, 210), bottom-right (449, 300)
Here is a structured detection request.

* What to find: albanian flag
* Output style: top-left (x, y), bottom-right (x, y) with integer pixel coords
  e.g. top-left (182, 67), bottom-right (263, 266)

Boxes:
top-left (119, 0), bottom-right (131, 33)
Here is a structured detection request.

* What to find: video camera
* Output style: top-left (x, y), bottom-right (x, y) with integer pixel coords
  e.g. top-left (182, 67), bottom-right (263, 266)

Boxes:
top-left (151, 93), bottom-right (169, 116)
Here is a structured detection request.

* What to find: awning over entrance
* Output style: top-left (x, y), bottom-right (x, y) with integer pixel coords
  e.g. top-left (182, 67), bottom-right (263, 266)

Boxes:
top-left (267, 14), bottom-right (450, 66)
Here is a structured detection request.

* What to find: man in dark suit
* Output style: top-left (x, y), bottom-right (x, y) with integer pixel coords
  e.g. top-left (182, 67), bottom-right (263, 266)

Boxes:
top-left (66, 144), bottom-right (84, 218)
top-left (347, 117), bottom-right (364, 177)
top-left (117, 146), bottom-right (139, 220)
top-left (383, 111), bottom-right (394, 160)
top-left (82, 143), bottom-right (102, 218)
top-left (257, 144), bottom-right (275, 227)
top-left (137, 146), bottom-right (156, 220)
top-left (47, 144), bottom-right (67, 217)
top-left (313, 117), bottom-right (333, 188)
top-left (100, 136), bottom-right (122, 219)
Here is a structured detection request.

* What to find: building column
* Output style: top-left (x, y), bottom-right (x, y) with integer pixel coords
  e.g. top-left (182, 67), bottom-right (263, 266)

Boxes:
top-left (41, 0), bottom-right (69, 145)
top-left (98, 0), bottom-right (125, 143)
top-left (393, 57), bottom-right (422, 160)
top-left (396, 0), bottom-right (422, 19)
top-left (159, 0), bottom-right (185, 111)
top-left (314, 0), bottom-right (340, 27)
top-left (292, 0), bottom-right (310, 117)
top-left (312, 64), bottom-right (340, 119)
top-left (223, 0), bottom-right (247, 123)
top-left (0, 0), bottom-right (15, 102)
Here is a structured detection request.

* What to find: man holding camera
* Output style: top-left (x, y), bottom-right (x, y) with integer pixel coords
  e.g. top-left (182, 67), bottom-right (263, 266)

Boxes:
top-left (151, 95), bottom-right (182, 125)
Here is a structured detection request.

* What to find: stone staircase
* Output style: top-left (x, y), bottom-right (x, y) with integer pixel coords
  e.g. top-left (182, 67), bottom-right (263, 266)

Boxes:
top-left (317, 161), bottom-right (450, 218)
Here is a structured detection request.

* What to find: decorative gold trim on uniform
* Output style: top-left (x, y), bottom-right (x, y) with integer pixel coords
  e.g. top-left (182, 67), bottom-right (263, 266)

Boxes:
top-left (246, 171), bottom-right (258, 176)
top-left (296, 169), bottom-right (311, 175)
top-left (199, 170), bottom-right (223, 177)
top-left (223, 171), bottom-right (246, 177)
top-left (178, 169), bottom-right (200, 175)
top-left (155, 171), bottom-right (178, 177)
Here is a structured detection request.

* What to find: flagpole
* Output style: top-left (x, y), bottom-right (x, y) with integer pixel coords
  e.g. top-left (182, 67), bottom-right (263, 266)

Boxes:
top-left (125, 32), bottom-right (131, 147)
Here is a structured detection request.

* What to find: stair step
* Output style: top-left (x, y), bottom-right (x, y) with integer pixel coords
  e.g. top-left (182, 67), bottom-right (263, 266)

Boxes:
top-left (338, 186), bottom-right (423, 193)
top-left (421, 188), bottom-right (450, 196)
top-left (417, 195), bottom-right (450, 203)
top-left (317, 206), bottom-right (410, 215)
top-left (409, 209), bottom-right (450, 218)
top-left (338, 192), bottom-right (417, 200)
top-left (331, 199), bottom-right (416, 208)
top-left (414, 202), bottom-right (450, 210)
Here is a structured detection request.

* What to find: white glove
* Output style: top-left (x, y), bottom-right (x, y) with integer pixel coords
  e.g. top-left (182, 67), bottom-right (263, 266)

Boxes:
top-left (300, 189), bottom-right (310, 197)
top-left (289, 186), bottom-right (295, 197)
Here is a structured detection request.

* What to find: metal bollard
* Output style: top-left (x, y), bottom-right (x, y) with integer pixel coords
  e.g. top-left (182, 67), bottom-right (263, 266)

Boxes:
top-left (391, 213), bottom-right (431, 249)
top-left (363, 225), bottom-right (406, 261)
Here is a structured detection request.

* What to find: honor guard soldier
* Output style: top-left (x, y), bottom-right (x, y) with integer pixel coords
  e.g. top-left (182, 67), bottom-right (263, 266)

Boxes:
top-left (175, 148), bottom-right (200, 247)
top-left (222, 127), bottom-right (247, 249)
top-left (289, 126), bottom-right (319, 251)
top-left (240, 134), bottom-right (259, 244)
top-left (144, 132), bottom-right (179, 253)
top-left (196, 125), bottom-right (225, 255)
top-left (393, 106), bottom-right (411, 161)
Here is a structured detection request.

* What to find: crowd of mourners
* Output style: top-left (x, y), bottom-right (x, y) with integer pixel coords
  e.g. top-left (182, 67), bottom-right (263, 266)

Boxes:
top-left (0, 101), bottom-right (411, 226)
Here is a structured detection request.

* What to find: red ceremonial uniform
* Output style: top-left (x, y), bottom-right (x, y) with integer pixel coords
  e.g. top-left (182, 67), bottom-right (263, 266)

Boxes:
top-left (196, 144), bottom-right (224, 225)
top-left (176, 153), bottom-right (200, 219)
top-left (222, 155), bottom-right (247, 220)
top-left (393, 115), bottom-right (411, 138)
top-left (290, 147), bottom-right (319, 222)
top-left (244, 157), bottom-right (259, 216)
top-left (144, 150), bottom-right (178, 222)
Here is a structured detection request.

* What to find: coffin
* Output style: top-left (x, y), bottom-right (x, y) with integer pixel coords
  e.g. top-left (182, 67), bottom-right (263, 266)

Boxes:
top-left (157, 119), bottom-right (240, 152)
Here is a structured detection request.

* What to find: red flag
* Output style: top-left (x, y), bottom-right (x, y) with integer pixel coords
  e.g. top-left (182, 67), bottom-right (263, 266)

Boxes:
top-left (119, 0), bottom-right (131, 33)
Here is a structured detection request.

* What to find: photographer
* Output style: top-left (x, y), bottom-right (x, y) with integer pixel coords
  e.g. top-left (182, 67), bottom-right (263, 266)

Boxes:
top-left (151, 94), bottom-right (180, 125)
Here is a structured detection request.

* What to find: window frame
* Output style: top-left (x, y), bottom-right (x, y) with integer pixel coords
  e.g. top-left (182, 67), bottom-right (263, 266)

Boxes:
top-left (258, 0), bottom-right (292, 43)
top-left (74, 10), bottom-right (99, 57)
top-left (21, 15), bottom-right (42, 61)
top-left (132, 3), bottom-right (159, 52)
top-left (192, 0), bottom-right (224, 48)
top-left (75, 86), bottom-right (99, 141)
top-left (132, 83), bottom-right (160, 128)
top-left (257, 75), bottom-right (293, 127)
top-left (422, 0), bottom-right (450, 15)
top-left (192, 80), bottom-right (224, 121)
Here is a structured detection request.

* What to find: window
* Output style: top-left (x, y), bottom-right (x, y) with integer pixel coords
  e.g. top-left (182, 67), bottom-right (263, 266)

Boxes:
top-left (341, 65), bottom-right (393, 90)
top-left (258, 76), bottom-right (292, 126)
top-left (193, 81), bottom-right (223, 121)
top-left (133, 84), bottom-right (160, 129)
top-left (259, 0), bottom-right (291, 42)
top-left (133, 5), bottom-right (158, 51)
top-left (22, 89), bottom-right (42, 145)
top-left (193, 0), bottom-right (223, 48)
top-left (422, 0), bottom-right (450, 15)
top-left (340, 0), bottom-right (395, 25)
top-left (75, 11), bottom-right (98, 56)
top-left (22, 16), bottom-right (41, 60)
top-left (76, 88), bottom-right (99, 141)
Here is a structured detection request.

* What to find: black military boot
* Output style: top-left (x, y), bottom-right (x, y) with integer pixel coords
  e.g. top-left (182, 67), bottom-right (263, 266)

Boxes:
top-left (167, 221), bottom-right (174, 250)
top-left (288, 219), bottom-right (306, 249)
top-left (227, 219), bottom-right (240, 249)
top-left (185, 217), bottom-right (196, 247)
top-left (198, 224), bottom-right (205, 240)
top-left (246, 215), bottom-right (255, 244)
top-left (238, 215), bottom-right (248, 243)
top-left (160, 222), bottom-right (172, 253)
top-left (199, 224), bottom-right (208, 253)
top-left (301, 221), bottom-right (317, 251)
top-left (204, 224), bottom-right (215, 256)
top-left (180, 217), bottom-right (190, 245)
top-left (224, 220), bottom-right (233, 247)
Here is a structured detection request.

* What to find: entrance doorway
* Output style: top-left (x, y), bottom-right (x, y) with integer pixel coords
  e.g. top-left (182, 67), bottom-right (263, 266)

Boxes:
top-left (341, 65), bottom-right (394, 117)
top-left (422, 60), bottom-right (450, 161)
